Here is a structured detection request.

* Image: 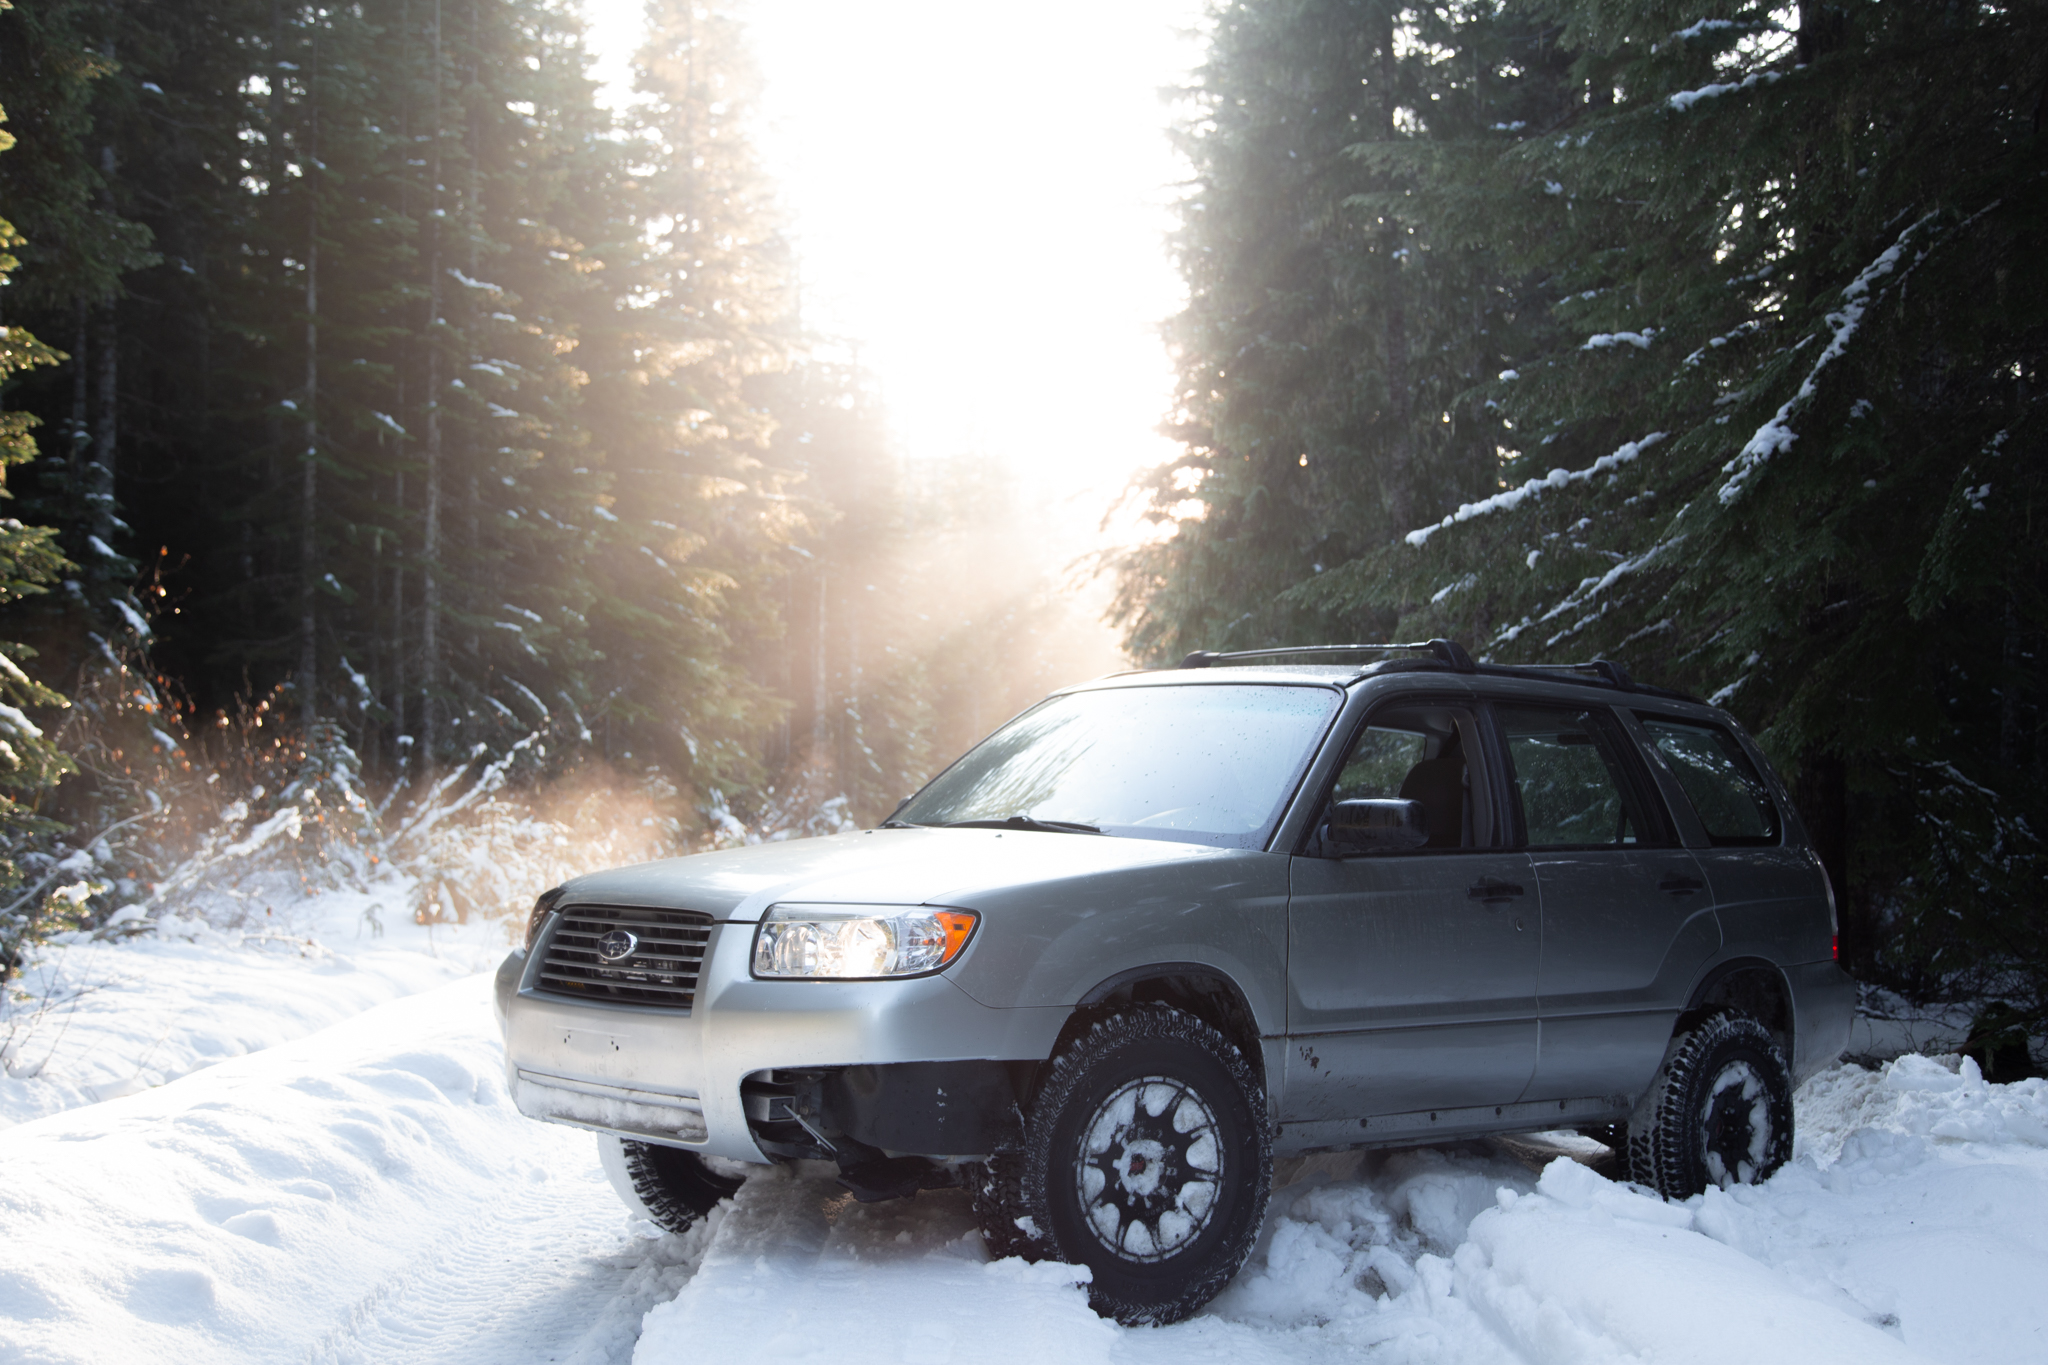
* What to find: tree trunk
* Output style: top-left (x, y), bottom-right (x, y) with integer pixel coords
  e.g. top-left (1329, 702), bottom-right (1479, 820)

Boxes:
top-left (420, 0), bottom-right (445, 770)
top-left (90, 299), bottom-right (117, 552)
top-left (298, 31), bottom-right (321, 726)
top-left (1370, 4), bottom-right (1413, 532)
top-left (811, 571), bottom-right (828, 771)
top-left (392, 467), bottom-right (408, 758)
top-left (69, 299), bottom-right (88, 486)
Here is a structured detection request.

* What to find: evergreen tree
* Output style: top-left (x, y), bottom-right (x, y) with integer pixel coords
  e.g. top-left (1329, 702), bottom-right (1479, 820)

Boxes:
top-left (1129, 0), bottom-right (2048, 1017)
top-left (0, 63), bottom-right (84, 971)
top-left (1116, 0), bottom-right (1575, 661)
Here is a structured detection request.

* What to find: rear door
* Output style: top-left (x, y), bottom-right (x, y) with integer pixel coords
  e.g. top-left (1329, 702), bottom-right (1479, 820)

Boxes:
top-left (1493, 702), bottom-right (1720, 1103)
top-left (1284, 698), bottom-right (1540, 1120)
top-left (1626, 712), bottom-right (1832, 967)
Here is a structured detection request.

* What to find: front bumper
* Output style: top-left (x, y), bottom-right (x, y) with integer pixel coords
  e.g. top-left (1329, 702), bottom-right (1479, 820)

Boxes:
top-left (494, 920), bottom-right (1068, 1163)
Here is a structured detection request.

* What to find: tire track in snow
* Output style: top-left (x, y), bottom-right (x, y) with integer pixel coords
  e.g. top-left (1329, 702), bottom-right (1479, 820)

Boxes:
top-left (307, 1125), bottom-right (708, 1365)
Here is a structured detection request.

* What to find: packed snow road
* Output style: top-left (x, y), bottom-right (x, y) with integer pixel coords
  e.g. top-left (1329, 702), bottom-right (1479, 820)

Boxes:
top-left (2, 973), bottom-right (2045, 1365)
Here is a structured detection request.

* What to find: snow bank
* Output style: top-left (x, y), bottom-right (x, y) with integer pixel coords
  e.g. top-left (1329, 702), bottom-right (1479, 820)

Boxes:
top-left (634, 1169), bottom-right (1115, 1365)
top-left (1, 877), bottom-right (509, 1130)
top-left (629, 1057), bottom-right (2048, 1365)
top-left (6, 976), bottom-right (2047, 1365)
top-left (0, 976), bottom-right (695, 1365)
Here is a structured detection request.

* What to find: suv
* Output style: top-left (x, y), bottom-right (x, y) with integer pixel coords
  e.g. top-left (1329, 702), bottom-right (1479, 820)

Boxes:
top-left (493, 641), bottom-right (1854, 1324)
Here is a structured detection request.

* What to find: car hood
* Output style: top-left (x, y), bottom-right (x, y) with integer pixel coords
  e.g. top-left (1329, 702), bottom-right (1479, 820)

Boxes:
top-left (555, 827), bottom-right (1240, 922)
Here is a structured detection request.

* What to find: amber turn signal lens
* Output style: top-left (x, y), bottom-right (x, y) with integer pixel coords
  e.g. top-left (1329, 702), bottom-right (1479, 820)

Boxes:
top-left (933, 909), bottom-right (978, 967)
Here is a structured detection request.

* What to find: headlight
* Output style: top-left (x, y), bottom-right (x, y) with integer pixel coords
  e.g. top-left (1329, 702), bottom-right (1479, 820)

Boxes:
top-left (751, 903), bottom-right (979, 980)
top-left (525, 887), bottom-right (564, 951)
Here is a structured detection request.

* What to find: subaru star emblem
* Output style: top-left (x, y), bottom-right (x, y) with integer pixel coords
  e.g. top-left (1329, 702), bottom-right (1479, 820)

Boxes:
top-left (595, 929), bottom-right (639, 963)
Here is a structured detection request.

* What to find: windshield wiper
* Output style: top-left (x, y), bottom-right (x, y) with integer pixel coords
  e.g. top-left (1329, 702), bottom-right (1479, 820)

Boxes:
top-left (879, 819), bottom-right (925, 829)
top-left (943, 815), bottom-right (1104, 835)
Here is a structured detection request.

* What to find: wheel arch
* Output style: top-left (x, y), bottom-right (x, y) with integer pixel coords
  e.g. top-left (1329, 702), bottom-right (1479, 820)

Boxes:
top-left (1681, 957), bottom-right (1794, 1061)
top-left (1058, 962), bottom-right (1267, 1095)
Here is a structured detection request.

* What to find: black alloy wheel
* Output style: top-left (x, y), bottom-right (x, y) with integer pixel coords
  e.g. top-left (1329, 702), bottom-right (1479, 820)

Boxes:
top-left (1626, 1011), bottom-right (1794, 1199)
top-left (973, 1004), bottom-right (1270, 1326)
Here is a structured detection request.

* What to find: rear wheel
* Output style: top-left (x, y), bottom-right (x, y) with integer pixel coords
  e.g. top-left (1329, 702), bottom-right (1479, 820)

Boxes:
top-left (598, 1135), bottom-right (748, 1233)
top-left (973, 1005), bottom-right (1269, 1325)
top-left (1626, 1012), bottom-right (1793, 1199)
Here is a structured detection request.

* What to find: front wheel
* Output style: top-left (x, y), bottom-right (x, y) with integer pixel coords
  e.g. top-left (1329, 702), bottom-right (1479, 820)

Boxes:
top-left (597, 1135), bottom-right (748, 1233)
top-left (1626, 1011), bottom-right (1794, 1199)
top-left (974, 1005), bottom-right (1270, 1326)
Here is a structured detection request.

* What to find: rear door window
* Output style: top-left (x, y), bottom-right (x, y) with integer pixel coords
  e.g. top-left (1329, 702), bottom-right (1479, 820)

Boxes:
top-left (1637, 716), bottom-right (1779, 845)
top-left (1496, 705), bottom-right (1663, 848)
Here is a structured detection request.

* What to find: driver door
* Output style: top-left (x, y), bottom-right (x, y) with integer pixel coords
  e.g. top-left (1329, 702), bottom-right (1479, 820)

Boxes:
top-left (1284, 700), bottom-right (1539, 1120)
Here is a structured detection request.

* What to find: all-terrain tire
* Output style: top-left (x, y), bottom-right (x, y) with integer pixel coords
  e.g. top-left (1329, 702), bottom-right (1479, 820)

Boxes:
top-left (1626, 1011), bottom-right (1794, 1200)
top-left (967, 1152), bottom-right (1035, 1262)
top-left (973, 1004), bottom-right (1271, 1326)
top-left (600, 1136), bottom-right (748, 1234)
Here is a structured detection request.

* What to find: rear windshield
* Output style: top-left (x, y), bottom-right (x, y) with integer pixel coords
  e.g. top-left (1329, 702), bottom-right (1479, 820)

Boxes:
top-left (1638, 716), bottom-right (1780, 845)
top-left (895, 684), bottom-right (1340, 849)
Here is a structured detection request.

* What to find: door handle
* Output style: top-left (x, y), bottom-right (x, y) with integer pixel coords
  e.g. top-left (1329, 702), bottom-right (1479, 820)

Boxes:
top-left (1467, 878), bottom-right (1526, 905)
top-left (1659, 876), bottom-right (1706, 896)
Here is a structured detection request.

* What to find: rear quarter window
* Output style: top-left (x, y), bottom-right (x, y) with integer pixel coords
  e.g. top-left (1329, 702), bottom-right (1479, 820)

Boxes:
top-left (1638, 716), bottom-right (1780, 845)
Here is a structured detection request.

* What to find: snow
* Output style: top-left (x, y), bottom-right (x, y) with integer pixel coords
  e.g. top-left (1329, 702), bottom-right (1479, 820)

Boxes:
top-left (447, 267), bottom-right (505, 295)
top-left (1668, 69), bottom-right (1783, 112)
top-left (1406, 433), bottom-right (1665, 547)
top-left (1, 882), bottom-right (503, 1130)
top-left (1719, 216), bottom-right (1934, 504)
top-left (4, 877), bottom-right (2047, 1365)
top-left (1669, 18), bottom-right (1741, 43)
top-left (1582, 329), bottom-right (1655, 350)
top-left (112, 597), bottom-right (152, 638)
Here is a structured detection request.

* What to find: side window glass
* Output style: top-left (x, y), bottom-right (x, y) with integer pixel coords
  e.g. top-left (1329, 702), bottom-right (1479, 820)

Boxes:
top-left (1316, 705), bottom-right (1491, 853)
top-left (1330, 727), bottom-right (1427, 804)
top-left (1497, 706), bottom-right (1655, 848)
top-left (1639, 717), bottom-right (1779, 845)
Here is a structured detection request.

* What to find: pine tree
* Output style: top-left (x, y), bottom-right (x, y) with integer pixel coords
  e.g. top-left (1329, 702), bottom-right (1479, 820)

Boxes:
top-left (1272, 2), bottom-right (2048, 1008)
top-left (1116, 0), bottom-right (1576, 661)
top-left (0, 64), bottom-right (84, 970)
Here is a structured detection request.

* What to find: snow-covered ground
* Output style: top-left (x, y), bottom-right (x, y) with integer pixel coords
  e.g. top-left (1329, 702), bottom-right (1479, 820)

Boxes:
top-left (1, 877), bottom-right (506, 1129)
top-left (3, 919), bottom-right (2045, 1364)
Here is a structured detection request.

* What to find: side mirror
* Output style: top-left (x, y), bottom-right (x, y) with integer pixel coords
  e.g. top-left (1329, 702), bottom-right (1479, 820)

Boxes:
top-left (1326, 798), bottom-right (1428, 853)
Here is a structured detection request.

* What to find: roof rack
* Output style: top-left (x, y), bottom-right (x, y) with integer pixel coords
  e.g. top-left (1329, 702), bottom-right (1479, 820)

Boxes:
top-left (1180, 639), bottom-right (1477, 673)
top-left (1504, 659), bottom-right (1635, 689)
top-left (1175, 640), bottom-right (1689, 698)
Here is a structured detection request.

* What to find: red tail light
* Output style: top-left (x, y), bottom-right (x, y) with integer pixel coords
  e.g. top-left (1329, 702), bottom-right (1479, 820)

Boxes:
top-left (1831, 934), bottom-right (1840, 962)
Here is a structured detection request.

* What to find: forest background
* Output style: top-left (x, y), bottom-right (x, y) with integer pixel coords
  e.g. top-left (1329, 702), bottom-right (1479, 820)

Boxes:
top-left (0, 0), bottom-right (2043, 1046)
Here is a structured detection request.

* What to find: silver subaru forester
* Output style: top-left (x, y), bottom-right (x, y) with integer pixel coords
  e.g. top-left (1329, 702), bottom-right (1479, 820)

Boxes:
top-left (494, 641), bottom-right (1855, 1324)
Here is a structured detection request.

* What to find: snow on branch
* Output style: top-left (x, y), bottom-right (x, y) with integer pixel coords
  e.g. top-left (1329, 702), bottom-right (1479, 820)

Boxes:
top-left (447, 268), bottom-right (506, 296)
top-left (1667, 70), bottom-right (1782, 112)
top-left (1718, 215), bottom-right (1936, 504)
top-left (1405, 432), bottom-right (1666, 547)
top-left (1666, 18), bottom-right (1743, 43)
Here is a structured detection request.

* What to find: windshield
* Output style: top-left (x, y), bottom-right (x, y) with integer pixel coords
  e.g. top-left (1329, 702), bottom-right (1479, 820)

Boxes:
top-left (894, 683), bottom-right (1340, 849)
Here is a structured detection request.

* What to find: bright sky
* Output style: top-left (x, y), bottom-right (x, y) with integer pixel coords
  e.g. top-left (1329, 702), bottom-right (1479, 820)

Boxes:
top-left (580, 0), bottom-right (1207, 545)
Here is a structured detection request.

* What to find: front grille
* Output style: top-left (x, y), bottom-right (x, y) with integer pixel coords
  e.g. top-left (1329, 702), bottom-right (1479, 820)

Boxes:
top-left (534, 904), bottom-right (715, 1010)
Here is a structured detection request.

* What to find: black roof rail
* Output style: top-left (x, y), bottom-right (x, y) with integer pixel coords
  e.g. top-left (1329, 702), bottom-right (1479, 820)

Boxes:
top-left (1174, 642), bottom-right (1697, 698)
top-left (1179, 639), bottom-right (1478, 673)
top-left (1487, 658), bottom-right (1635, 690)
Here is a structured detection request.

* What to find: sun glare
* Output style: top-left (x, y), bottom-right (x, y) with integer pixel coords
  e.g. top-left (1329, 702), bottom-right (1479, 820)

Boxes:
top-left (581, 0), bottom-right (1206, 556)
